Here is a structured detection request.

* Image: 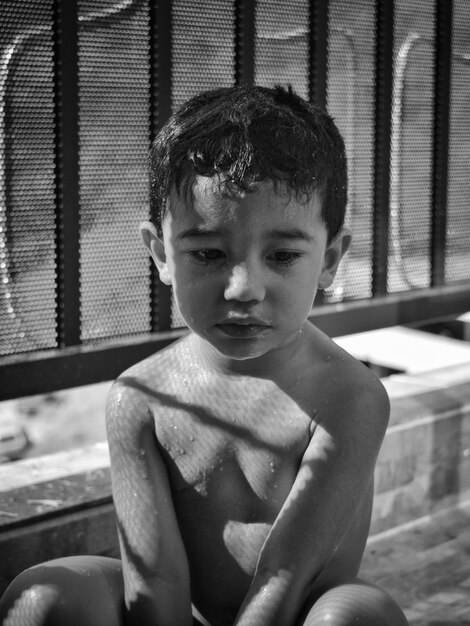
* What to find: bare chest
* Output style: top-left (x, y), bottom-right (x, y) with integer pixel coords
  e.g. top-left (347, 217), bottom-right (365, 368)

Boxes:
top-left (154, 386), bottom-right (311, 505)
top-left (151, 386), bottom-right (312, 576)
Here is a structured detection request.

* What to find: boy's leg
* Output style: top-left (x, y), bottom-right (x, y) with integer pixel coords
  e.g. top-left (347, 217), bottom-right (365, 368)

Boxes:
top-left (300, 578), bottom-right (408, 626)
top-left (0, 556), bottom-right (124, 626)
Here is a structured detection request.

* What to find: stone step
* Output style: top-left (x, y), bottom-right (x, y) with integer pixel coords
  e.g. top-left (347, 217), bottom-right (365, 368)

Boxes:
top-left (372, 362), bottom-right (470, 535)
top-left (361, 502), bottom-right (470, 625)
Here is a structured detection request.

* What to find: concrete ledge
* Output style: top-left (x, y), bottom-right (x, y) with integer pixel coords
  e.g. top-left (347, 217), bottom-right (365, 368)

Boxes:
top-left (334, 326), bottom-right (470, 374)
top-left (0, 502), bottom-right (118, 596)
top-left (372, 365), bottom-right (470, 534)
top-left (0, 455), bottom-right (117, 596)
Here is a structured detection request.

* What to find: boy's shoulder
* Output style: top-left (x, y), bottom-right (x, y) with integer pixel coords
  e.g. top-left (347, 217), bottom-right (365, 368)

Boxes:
top-left (303, 322), bottom-right (390, 426)
top-left (122, 333), bottom-right (191, 379)
top-left (106, 334), bottom-right (193, 415)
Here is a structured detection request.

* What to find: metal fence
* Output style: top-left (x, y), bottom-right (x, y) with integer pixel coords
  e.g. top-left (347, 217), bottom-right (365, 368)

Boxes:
top-left (1, 0), bottom-right (470, 399)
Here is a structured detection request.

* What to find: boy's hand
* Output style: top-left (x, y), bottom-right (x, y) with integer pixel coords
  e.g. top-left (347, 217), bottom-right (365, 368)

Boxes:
top-left (106, 377), bottom-right (193, 626)
top-left (234, 370), bottom-right (390, 626)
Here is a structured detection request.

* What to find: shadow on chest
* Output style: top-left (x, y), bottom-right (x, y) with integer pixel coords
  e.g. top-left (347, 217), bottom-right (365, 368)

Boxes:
top-left (156, 390), bottom-right (313, 519)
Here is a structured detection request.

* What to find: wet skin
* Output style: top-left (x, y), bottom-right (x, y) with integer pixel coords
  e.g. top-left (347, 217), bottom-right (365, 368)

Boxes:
top-left (109, 335), bottom-right (380, 626)
top-left (106, 178), bottom-right (391, 625)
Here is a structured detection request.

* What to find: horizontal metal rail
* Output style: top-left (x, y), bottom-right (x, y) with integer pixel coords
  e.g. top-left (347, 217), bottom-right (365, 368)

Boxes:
top-left (2, 282), bottom-right (470, 400)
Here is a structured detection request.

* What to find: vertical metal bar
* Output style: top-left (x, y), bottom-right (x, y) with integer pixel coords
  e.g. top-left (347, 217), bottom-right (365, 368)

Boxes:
top-left (149, 0), bottom-right (173, 332)
top-left (53, 0), bottom-right (81, 347)
top-left (308, 0), bottom-right (329, 110)
top-left (372, 0), bottom-right (394, 297)
top-left (235, 0), bottom-right (255, 86)
top-left (308, 0), bottom-right (328, 308)
top-left (431, 0), bottom-right (452, 287)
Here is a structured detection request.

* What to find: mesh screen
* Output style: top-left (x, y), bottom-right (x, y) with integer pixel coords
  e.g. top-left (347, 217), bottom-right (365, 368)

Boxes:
top-left (0, 1), bottom-right (57, 356)
top-left (325, 0), bottom-right (376, 303)
top-left (78, 0), bottom-right (152, 343)
top-left (446, 0), bottom-right (470, 283)
top-left (172, 0), bottom-right (235, 110)
top-left (254, 0), bottom-right (309, 99)
top-left (1, 0), bottom-right (469, 364)
top-left (387, 0), bottom-right (435, 293)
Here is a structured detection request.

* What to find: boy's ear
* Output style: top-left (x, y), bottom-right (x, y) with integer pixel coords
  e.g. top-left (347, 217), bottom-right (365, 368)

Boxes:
top-left (139, 221), bottom-right (172, 285)
top-left (318, 228), bottom-right (352, 290)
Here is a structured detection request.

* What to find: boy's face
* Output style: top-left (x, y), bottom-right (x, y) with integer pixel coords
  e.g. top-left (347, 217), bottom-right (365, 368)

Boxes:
top-left (142, 176), bottom-right (349, 366)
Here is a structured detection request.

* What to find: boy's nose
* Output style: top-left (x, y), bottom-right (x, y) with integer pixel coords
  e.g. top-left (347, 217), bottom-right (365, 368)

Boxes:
top-left (224, 263), bottom-right (266, 302)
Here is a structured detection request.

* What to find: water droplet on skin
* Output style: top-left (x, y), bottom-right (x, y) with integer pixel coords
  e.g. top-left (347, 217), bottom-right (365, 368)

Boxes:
top-left (190, 435), bottom-right (195, 442)
top-left (139, 448), bottom-right (146, 456)
top-left (179, 448), bottom-right (185, 455)
top-left (173, 425), bottom-right (178, 430)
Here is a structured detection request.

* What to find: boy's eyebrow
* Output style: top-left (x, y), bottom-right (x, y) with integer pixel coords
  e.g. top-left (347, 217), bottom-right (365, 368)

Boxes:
top-left (267, 228), bottom-right (315, 243)
top-left (176, 226), bottom-right (222, 240)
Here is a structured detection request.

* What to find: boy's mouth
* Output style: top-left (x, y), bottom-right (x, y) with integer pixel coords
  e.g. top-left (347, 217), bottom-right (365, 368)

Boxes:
top-left (216, 317), bottom-right (271, 338)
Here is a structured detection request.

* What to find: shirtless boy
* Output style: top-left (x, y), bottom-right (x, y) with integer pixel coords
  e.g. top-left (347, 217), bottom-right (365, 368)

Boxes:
top-left (0, 85), bottom-right (407, 626)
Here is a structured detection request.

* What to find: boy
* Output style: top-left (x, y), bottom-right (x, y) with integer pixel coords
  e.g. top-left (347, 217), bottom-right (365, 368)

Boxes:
top-left (0, 85), bottom-right (407, 625)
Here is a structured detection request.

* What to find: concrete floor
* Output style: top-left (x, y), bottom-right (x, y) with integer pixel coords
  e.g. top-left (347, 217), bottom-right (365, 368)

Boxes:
top-left (361, 503), bottom-right (470, 625)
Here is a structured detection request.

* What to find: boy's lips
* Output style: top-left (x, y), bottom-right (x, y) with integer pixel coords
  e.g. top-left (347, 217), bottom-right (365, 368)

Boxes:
top-left (216, 317), bottom-right (271, 338)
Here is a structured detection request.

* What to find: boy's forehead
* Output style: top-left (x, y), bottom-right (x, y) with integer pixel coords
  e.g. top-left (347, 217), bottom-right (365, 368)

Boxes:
top-left (167, 175), bottom-right (321, 225)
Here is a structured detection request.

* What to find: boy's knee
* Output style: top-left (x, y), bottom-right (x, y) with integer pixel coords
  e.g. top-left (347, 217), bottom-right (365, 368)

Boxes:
top-left (0, 557), bottom-right (124, 626)
top-left (0, 567), bottom-right (64, 626)
top-left (301, 580), bottom-right (408, 626)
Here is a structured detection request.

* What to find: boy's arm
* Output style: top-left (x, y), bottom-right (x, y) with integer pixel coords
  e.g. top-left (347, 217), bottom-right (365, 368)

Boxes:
top-left (106, 378), bottom-right (193, 626)
top-left (234, 372), bottom-right (390, 626)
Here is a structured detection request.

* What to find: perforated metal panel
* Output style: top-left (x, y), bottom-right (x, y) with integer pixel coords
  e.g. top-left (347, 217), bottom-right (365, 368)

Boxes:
top-left (172, 0), bottom-right (235, 110)
top-left (78, 1), bottom-right (152, 343)
top-left (0, 0), bottom-right (57, 356)
top-left (325, 0), bottom-right (376, 303)
top-left (1, 0), bottom-right (470, 383)
top-left (387, 0), bottom-right (435, 294)
top-left (446, 0), bottom-right (470, 284)
top-left (254, 0), bottom-right (309, 99)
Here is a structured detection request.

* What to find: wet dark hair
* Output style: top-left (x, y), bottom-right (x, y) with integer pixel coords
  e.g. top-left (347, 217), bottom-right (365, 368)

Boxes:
top-left (149, 84), bottom-right (347, 243)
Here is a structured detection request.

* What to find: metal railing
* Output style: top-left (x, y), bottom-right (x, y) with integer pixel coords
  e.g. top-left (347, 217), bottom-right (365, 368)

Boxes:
top-left (1, 0), bottom-right (470, 400)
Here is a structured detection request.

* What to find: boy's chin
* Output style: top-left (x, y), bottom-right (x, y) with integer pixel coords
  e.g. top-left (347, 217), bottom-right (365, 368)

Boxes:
top-left (209, 340), bottom-right (271, 362)
top-left (191, 332), bottom-right (270, 363)
top-left (194, 330), bottom-right (301, 367)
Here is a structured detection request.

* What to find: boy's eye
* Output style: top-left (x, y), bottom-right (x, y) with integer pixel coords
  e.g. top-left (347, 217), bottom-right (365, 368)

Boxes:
top-left (269, 251), bottom-right (302, 266)
top-left (190, 249), bottom-right (224, 263)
